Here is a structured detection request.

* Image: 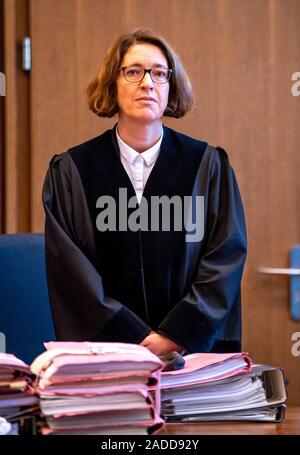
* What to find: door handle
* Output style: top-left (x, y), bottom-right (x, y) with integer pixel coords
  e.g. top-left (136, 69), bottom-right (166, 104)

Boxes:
top-left (258, 246), bottom-right (300, 320)
top-left (259, 267), bottom-right (300, 276)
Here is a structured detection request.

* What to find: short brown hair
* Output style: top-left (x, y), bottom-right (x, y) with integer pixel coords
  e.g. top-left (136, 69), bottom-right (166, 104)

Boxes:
top-left (87, 28), bottom-right (194, 119)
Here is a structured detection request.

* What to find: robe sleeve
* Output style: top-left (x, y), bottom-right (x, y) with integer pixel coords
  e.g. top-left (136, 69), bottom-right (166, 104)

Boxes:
top-left (42, 152), bottom-right (152, 342)
top-left (157, 146), bottom-right (247, 353)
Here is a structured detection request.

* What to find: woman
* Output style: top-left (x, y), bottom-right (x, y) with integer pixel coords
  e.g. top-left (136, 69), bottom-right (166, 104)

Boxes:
top-left (42, 28), bottom-right (247, 356)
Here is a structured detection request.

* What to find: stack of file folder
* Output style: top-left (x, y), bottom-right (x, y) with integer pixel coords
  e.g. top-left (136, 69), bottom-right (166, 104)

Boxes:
top-left (31, 342), bottom-right (164, 435)
top-left (0, 348), bottom-right (288, 433)
top-left (160, 353), bottom-right (287, 422)
top-left (0, 353), bottom-right (39, 434)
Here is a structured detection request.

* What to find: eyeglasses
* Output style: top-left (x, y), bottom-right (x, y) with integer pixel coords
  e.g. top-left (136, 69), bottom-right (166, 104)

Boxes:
top-left (118, 65), bottom-right (172, 84)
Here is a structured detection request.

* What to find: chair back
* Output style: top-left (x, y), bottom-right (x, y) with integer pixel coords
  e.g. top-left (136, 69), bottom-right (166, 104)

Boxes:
top-left (0, 233), bottom-right (55, 364)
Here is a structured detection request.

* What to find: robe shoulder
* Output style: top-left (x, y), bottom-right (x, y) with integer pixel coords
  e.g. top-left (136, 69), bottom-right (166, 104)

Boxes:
top-left (58, 125), bottom-right (212, 161)
top-left (163, 126), bottom-right (208, 152)
top-left (46, 129), bottom-right (111, 168)
top-left (67, 129), bottom-right (112, 155)
top-left (47, 126), bottom-right (226, 179)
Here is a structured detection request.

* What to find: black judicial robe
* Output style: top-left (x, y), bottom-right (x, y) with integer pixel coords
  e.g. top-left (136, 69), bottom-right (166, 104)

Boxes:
top-left (42, 123), bottom-right (247, 353)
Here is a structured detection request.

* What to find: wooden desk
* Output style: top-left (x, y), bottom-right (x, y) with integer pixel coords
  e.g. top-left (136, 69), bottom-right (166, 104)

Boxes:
top-left (160, 406), bottom-right (300, 435)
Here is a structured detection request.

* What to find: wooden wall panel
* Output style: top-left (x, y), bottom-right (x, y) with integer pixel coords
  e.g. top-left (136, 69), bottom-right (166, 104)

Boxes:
top-left (240, 0), bottom-right (300, 401)
top-left (3, 0), bottom-right (30, 232)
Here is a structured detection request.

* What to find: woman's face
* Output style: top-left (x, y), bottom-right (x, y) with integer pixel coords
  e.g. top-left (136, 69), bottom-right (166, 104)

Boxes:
top-left (116, 43), bottom-right (170, 124)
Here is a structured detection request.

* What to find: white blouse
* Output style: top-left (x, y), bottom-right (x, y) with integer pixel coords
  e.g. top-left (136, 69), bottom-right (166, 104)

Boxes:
top-left (116, 126), bottom-right (163, 204)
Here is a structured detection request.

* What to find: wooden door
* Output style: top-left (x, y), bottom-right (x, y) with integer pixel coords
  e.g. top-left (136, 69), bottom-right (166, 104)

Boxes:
top-left (4, 0), bottom-right (300, 403)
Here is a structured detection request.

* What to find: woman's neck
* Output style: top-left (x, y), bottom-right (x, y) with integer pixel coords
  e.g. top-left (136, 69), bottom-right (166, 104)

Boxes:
top-left (117, 118), bottom-right (163, 153)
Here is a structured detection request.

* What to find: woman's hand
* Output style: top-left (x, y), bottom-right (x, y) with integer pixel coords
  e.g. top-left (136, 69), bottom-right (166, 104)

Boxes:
top-left (140, 331), bottom-right (183, 356)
